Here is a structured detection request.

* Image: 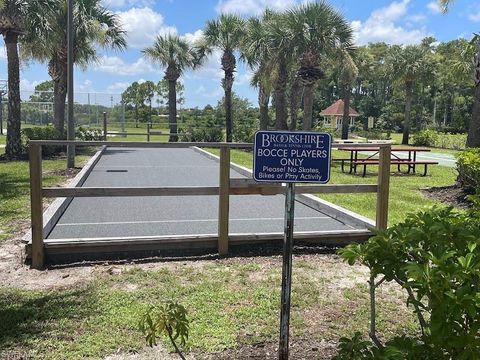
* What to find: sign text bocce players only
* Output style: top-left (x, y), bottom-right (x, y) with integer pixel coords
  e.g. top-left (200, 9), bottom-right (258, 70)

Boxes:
top-left (253, 131), bottom-right (332, 184)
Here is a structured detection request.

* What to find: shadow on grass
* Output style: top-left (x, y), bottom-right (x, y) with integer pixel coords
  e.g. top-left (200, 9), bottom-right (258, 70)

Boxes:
top-left (0, 288), bottom-right (93, 351)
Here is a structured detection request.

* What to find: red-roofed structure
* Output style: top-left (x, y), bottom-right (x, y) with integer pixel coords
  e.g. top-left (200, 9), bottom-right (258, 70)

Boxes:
top-left (320, 99), bottom-right (360, 129)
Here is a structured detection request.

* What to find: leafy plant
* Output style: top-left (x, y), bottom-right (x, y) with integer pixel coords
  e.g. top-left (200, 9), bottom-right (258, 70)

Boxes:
top-left (456, 148), bottom-right (480, 194)
top-left (139, 301), bottom-right (190, 360)
top-left (338, 202), bottom-right (480, 359)
top-left (412, 129), bottom-right (439, 147)
top-left (21, 126), bottom-right (64, 157)
top-left (76, 127), bottom-right (104, 141)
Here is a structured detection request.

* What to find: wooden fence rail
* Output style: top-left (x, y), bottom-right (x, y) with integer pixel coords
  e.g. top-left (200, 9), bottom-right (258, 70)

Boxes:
top-left (28, 141), bottom-right (391, 269)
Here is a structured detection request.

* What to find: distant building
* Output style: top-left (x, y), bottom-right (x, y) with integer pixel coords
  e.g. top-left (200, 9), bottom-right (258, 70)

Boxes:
top-left (320, 99), bottom-right (360, 129)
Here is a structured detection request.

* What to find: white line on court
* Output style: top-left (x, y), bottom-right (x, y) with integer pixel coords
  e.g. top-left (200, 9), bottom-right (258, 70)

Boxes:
top-left (57, 216), bottom-right (331, 227)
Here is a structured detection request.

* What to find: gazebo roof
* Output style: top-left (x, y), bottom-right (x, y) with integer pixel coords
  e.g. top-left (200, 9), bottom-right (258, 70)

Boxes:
top-left (320, 99), bottom-right (360, 117)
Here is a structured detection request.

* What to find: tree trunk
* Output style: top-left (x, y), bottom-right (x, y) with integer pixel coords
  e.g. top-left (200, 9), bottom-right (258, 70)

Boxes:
top-left (342, 84), bottom-right (351, 140)
top-left (467, 83), bottom-right (480, 147)
top-left (49, 58), bottom-right (67, 135)
top-left (4, 33), bottom-right (22, 158)
top-left (53, 79), bottom-right (67, 135)
top-left (289, 77), bottom-right (302, 131)
top-left (467, 40), bottom-right (480, 148)
top-left (274, 58), bottom-right (288, 130)
top-left (303, 83), bottom-right (314, 130)
top-left (168, 79), bottom-right (178, 142)
top-left (402, 83), bottom-right (413, 145)
top-left (258, 85), bottom-right (270, 131)
top-left (224, 76), bottom-right (233, 142)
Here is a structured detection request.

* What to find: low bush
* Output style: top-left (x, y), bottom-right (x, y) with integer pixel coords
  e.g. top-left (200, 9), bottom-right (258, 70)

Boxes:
top-left (337, 200), bottom-right (480, 359)
top-left (178, 118), bottom-right (223, 142)
top-left (456, 148), bottom-right (480, 194)
top-left (76, 126), bottom-right (104, 141)
top-left (412, 129), bottom-right (439, 147)
top-left (21, 126), bottom-right (64, 157)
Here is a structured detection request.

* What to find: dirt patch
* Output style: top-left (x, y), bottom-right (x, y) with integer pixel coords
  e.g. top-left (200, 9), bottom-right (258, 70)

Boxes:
top-left (421, 185), bottom-right (472, 209)
top-left (44, 167), bottom-right (82, 178)
top-left (195, 338), bottom-right (337, 359)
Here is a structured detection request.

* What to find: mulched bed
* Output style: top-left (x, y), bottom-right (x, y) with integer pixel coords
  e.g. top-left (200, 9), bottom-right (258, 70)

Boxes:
top-left (197, 338), bottom-right (337, 360)
top-left (421, 185), bottom-right (472, 209)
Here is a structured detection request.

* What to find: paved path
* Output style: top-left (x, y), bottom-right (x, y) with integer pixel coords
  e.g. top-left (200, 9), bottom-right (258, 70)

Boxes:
top-left (362, 150), bottom-right (456, 168)
top-left (47, 147), bottom-right (354, 240)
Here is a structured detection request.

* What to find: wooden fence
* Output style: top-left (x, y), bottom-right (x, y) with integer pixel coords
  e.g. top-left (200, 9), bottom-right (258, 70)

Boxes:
top-left (29, 140), bottom-right (391, 269)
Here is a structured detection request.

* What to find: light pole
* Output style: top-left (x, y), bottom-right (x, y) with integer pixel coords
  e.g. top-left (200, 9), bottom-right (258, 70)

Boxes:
top-left (66, 0), bottom-right (75, 168)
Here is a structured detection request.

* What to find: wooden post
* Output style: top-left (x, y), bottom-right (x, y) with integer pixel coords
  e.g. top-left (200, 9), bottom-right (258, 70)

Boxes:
top-left (147, 123), bottom-right (151, 142)
top-left (103, 112), bottom-right (107, 140)
top-left (218, 146), bottom-right (230, 255)
top-left (376, 145), bottom-right (391, 230)
top-left (29, 144), bottom-right (44, 269)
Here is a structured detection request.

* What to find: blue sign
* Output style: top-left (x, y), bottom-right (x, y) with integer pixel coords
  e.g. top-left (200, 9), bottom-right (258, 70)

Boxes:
top-left (253, 131), bottom-right (332, 183)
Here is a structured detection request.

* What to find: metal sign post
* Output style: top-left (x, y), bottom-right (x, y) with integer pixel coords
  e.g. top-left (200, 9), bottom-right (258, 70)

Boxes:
top-left (279, 182), bottom-right (295, 359)
top-left (253, 130), bottom-right (332, 360)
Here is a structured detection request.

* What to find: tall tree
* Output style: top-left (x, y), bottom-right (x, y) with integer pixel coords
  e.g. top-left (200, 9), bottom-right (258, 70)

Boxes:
top-left (289, 2), bottom-right (354, 130)
top-left (22, 0), bottom-right (126, 134)
top-left (203, 14), bottom-right (245, 142)
top-left (438, 0), bottom-right (480, 147)
top-left (340, 51), bottom-right (358, 140)
top-left (0, 0), bottom-right (52, 158)
top-left (387, 45), bottom-right (428, 144)
top-left (143, 34), bottom-right (200, 142)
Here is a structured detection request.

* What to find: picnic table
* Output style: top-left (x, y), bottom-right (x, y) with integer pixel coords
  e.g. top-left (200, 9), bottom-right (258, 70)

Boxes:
top-left (335, 146), bottom-right (438, 177)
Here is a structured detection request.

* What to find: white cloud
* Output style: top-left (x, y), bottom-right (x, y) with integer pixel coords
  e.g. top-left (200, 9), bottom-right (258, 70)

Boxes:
top-left (107, 81), bottom-right (131, 93)
top-left (116, 7), bottom-right (177, 49)
top-left (94, 55), bottom-right (160, 76)
top-left (468, 5), bottom-right (480, 22)
top-left (182, 29), bottom-right (204, 45)
top-left (215, 0), bottom-right (296, 15)
top-left (352, 0), bottom-right (429, 45)
top-left (427, 1), bottom-right (442, 14)
top-left (185, 49), bottom-right (223, 81)
top-left (102, 0), bottom-right (154, 10)
top-left (78, 79), bottom-right (95, 93)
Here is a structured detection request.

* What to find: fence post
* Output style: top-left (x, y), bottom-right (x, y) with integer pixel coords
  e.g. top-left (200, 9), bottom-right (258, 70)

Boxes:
top-left (103, 112), bottom-right (107, 141)
top-left (29, 144), bottom-right (44, 269)
top-left (147, 123), bottom-right (151, 142)
top-left (376, 145), bottom-right (391, 230)
top-left (218, 146), bottom-right (230, 256)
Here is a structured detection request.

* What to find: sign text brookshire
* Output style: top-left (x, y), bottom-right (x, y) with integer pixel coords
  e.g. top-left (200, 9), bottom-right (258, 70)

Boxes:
top-left (253, 131), bottom-right (332, 183)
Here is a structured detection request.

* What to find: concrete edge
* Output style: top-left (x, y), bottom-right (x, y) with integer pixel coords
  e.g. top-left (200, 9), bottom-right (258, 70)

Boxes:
top-left (192, 146), bottom-right (376, 230)
top-left (22, 146), bottom-right (107, 244)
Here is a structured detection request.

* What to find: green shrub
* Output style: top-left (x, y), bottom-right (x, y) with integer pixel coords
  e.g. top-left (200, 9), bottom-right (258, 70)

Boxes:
top-left (412, 130), bottom-right (439, 147)
top-left (76, 126), bottom-right (104, 141)
top-left (338, 201), bottom-right (480, 359)
top-left (456, 148), bottom-right (480, 194)
top-left (178, 117), bottom-right (223, 142)
top-left (21, 126), bottom-right (64, 157)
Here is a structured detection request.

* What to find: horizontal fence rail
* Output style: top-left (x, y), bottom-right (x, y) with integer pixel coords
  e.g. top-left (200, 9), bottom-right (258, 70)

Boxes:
top-left (28, 140), bottom-right (391, 269)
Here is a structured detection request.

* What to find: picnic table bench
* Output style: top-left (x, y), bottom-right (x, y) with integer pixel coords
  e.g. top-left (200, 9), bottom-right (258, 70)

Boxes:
top-left (334, 146), bottom-right (439, 177)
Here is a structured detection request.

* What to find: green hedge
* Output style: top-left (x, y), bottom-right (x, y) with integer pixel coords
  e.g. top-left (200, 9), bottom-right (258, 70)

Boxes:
top-left (456, 148), bottom-right (480, 194)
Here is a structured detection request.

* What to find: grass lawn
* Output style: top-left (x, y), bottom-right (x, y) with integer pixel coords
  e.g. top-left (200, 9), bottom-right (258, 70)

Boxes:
top-left (0, 153), bottom-right (92, 242)
top-left (208, 149), bottom-right (457, 225)
top-left (0, 257), bottom-right (417, 359)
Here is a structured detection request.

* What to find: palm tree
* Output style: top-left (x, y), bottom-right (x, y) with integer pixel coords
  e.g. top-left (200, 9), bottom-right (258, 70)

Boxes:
top-left (0, 0), bottom-right (52, 158)
top-left (143, 34), bottom-right (201, 142)
top-left (438, 0), bottom-right (480, 147)
top-left (340, 51), bottom-right (358, 140)
top-left (242, 16), bottom-right (273, 131)
top-left (387, 45), bottom-right (428, 145)
top-left (203, 14), bottom-right (245, 142)
top-left (22, 0), bottom-right (126, 134)
top-left (289, 2), bottom-right (354, 131)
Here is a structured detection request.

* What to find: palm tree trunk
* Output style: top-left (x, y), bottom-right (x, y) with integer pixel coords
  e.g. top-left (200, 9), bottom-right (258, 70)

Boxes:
top-left (402, 83), bottom-right (413, 145)
top-left (303, 83), bottom-right (314, 130)
top-left (49, 58), bottom-right (67, 135)
top-left (168, 80), bottom-right (178, 142)
top-left (342, 84), bottom-right (352, 140)
top-left (224, 76), bottom-right (233, 142)
top-left (467, 41), bottom-right (480, 148)
top-left (289, 78), bottom-right (301, 131)
top-left (274, 58), bottom-right (288, 130)
top-left (258, 85), bottom-right (270, 130)
top-left (4, 32), bottom-right (22, 158)
top-left (467, 83), bottom-right (480, 147)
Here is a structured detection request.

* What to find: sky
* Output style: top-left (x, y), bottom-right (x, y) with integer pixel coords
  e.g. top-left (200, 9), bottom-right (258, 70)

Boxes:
top-left (0, 0), bottom-right (479, 108)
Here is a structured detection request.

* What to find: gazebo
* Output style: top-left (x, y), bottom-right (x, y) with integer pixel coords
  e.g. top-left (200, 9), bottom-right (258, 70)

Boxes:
top-left (320, 99), bottom-right (360, 129)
